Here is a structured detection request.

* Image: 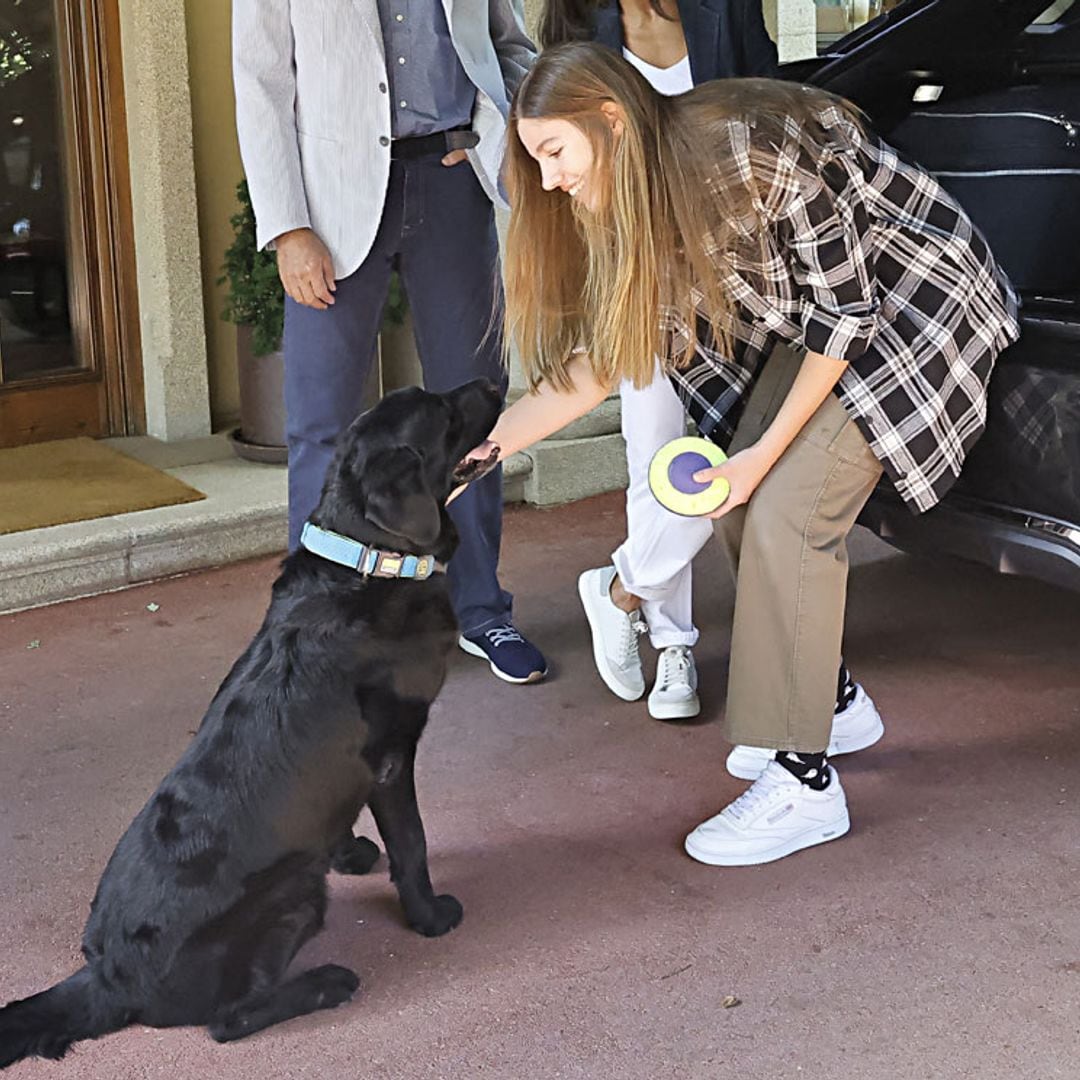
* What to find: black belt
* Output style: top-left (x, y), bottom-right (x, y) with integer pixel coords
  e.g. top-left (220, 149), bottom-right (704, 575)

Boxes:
top-left (390, 127), bottom-right (479, 161)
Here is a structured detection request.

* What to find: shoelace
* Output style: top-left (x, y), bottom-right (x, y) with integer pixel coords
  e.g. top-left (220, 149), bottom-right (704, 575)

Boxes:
top-left (485, 625), bottom-right (525, 648)
top-left (616, 610), bottom-right (648, 668)
top-left (722, 765), bottom-right (793, 824)
top-left (655, 646), bottom-right (693, 692)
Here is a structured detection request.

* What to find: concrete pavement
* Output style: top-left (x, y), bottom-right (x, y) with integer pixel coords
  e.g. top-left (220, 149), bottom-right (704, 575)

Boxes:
top-left (1, 494), bottom-right (1078, 1079)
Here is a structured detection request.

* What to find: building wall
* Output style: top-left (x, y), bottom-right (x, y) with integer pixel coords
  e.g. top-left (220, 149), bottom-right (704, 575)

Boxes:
top-left (184, 0), bottom-right (243, 431)
top-left (118, 0), bottom-right (210, 441)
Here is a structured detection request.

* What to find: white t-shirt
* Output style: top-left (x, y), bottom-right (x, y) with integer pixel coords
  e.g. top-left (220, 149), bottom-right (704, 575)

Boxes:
top-left (621, 47), bottom-right (693, 96)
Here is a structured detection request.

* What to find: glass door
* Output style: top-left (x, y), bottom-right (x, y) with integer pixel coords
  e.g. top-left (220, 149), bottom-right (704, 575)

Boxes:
top-left (0, 0), bottom-right (140, 447)
top-left (0, 1), bottom-right (78, 382)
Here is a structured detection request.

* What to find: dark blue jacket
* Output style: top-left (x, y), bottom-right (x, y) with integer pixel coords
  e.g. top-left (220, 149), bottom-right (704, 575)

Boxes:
top-left (591, 0), bottom-right (778, 82)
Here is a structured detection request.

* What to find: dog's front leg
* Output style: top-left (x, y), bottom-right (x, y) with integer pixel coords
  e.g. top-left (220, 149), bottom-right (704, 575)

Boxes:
top-left (367, 744), bottom-right (462, 938)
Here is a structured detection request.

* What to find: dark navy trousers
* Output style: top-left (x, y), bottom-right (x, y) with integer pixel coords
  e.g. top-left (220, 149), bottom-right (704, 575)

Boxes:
top-left (282, 154), bottom-right (512, 636)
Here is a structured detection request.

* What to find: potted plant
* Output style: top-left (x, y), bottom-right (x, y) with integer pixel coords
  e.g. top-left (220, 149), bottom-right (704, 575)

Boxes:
top-left (219, 180), bottom-right (408, 464)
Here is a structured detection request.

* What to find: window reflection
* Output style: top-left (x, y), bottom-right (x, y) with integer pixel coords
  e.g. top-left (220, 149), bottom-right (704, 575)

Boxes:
top-left (0, 0), bottom-right (76, 386)
top-left (815, 1), bottom-right (905, 51)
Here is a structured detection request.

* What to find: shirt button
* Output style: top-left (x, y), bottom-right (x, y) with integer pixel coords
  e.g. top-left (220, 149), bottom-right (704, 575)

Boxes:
top-left (378, 82), bottom-right (387, 93)
top-left (379, 136), bottom-right (389, 146)
top-left (395, 13), bottom-right (404, 20)
top-left (399, 101), bottom-right (407, 109)
top-left (398, 56), bottom-right (405, 65)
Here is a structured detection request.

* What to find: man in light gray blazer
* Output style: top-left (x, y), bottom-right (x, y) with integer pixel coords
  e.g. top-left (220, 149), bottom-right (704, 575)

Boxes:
top-left (233, 0), bottom-right (546, 684)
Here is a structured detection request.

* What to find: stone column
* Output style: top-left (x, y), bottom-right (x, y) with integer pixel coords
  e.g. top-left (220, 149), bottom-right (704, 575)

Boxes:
top-left (762, 0), bottom-right (819, 63)
top-left (117, 0), bottom-right (211, 441)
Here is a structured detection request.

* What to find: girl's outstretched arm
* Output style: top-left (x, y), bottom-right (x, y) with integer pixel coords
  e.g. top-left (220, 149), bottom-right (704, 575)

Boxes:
top-left (489, 354), bottom-right (613, 461)
top-left (448, 355), bottom-right (612, 504)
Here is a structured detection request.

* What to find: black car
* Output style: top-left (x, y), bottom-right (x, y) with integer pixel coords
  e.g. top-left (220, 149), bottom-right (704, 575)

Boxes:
top-left (781, 0), bottom-right (1080, 592)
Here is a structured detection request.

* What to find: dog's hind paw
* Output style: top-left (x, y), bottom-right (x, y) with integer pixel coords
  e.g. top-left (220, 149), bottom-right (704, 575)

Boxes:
top-left (330, 834), bottom-right (381, 876)
top-left (409, 893), bottom-right (463, 938)
top-left (207, 966), bottom-right (361, 1043)
top-left (309, 964), bottom-right (362, 1008)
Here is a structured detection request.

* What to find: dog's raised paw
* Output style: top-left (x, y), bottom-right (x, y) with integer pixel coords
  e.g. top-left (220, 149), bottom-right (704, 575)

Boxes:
top-left (410, 893), bottom-right (463, 938)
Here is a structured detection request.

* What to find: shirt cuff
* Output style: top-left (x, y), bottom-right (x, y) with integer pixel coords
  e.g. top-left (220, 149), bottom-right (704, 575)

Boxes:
top-left (800, 302), bottom-right (879, 363)
top-left (257, 215), bottom-right (313, 254)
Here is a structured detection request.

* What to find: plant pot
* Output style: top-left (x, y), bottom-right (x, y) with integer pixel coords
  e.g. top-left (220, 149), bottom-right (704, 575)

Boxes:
top-left (230, 324), bottom-right (287, 464)
top-left (379, 312), bottom-right (422, 393)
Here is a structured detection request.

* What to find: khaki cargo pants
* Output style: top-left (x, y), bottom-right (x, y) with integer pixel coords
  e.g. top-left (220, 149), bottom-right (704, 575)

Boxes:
top-left (713, 344), bottom-right (884, 752)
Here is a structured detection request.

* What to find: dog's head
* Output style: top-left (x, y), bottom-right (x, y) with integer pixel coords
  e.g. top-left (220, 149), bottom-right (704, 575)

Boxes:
top-left (311, 379), bottom-right (503, 561)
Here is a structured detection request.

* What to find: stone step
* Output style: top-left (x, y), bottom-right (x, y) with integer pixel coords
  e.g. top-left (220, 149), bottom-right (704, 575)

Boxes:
top-left (0, 413), bottom-right (630, 614)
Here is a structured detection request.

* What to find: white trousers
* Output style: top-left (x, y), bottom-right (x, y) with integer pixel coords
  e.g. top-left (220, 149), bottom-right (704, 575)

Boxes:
top-left (611, 366), bottom-right (714, 649)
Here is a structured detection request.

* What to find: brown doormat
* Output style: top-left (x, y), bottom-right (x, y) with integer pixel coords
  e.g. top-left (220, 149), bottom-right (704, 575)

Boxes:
top-left (0, 437), bottom-right (206, 535)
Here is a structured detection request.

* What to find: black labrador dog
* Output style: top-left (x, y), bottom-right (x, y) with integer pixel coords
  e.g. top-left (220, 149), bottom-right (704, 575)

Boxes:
top-left (0, 378), bottom-right (503, 1066)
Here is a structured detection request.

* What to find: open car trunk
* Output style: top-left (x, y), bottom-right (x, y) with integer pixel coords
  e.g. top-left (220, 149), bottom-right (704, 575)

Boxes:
top-left (785, 0), bottom-right (1080, 591)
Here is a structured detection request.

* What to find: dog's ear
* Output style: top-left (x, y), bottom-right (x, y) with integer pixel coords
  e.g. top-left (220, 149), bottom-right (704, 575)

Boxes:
top-left (362, 446), bottom-right (442, 549)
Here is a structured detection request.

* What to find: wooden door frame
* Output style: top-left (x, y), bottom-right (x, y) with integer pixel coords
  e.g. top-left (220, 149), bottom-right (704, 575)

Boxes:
top-left (0, 0), bottom-right (143, 444)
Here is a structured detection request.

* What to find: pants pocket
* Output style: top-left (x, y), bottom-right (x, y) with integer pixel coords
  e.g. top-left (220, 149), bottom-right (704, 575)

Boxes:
top-left (792, 394), bottom-right (881, 478)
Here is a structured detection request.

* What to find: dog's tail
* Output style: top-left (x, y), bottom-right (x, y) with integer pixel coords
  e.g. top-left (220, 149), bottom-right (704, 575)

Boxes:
top-left (0, 967), bottom-right (131, 1069)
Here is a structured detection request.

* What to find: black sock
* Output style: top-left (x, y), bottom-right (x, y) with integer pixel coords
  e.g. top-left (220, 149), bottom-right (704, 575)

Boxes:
top-left (775, 750), bottom-right (830, 791)
top-left (835, 660), bottom-right (857, 714)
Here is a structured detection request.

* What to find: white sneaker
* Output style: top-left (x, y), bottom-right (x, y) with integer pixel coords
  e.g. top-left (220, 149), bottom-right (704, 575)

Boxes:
top-left (725, 683), bottom-right (884, 781)
top-left (685, 761), bottom-right (850, 866)
top-left (577, 566), bottom-right (647, 701)
top-left (648, 646), bottom-right (701, 720)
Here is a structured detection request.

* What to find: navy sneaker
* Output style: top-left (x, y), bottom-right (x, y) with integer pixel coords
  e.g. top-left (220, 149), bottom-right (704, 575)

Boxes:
top-left (458, 624), bottom-right (548, 685)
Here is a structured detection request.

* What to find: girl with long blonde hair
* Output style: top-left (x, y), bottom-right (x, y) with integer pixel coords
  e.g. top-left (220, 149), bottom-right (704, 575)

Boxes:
top-left (477, 42), bottom-right (1019, 865)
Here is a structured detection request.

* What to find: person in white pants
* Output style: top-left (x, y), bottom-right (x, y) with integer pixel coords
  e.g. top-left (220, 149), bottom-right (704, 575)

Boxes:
top-left (540, 0), bottom-right (776, 720)
top-left (593, 48), bottom-right (710, 720)
top-left (597, 362), bottom-right (712, 719)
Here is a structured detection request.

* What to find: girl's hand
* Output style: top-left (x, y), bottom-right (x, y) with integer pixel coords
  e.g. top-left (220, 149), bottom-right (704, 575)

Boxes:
top-left (693, 443), bottom-right (777, 519)
top-left (693, 350), bottom-right (849, 519)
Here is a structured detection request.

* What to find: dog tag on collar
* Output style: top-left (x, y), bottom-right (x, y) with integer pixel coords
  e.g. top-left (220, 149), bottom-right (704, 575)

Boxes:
top-left (375, 553), bottom-right (403, 577)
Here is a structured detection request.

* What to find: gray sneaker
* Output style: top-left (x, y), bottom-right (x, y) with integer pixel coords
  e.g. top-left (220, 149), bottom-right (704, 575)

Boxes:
top-left (577, 566), bottom-right (647, 701)
top-left (648, 645), bottom-right (701, 720)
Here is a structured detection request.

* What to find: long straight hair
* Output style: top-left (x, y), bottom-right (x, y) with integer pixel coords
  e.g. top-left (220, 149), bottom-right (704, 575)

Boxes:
top-left (502, 42), bottom-right (861, 391)
top-left (538, 0), bottom-right (677, 50)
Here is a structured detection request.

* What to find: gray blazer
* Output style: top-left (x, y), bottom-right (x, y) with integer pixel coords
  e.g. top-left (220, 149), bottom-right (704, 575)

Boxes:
top-left (233, 0), bottom-right (535, 279)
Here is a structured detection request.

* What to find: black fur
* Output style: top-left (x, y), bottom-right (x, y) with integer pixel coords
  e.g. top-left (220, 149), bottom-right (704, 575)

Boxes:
top-left (0, 379), bottom-right (503, 1066)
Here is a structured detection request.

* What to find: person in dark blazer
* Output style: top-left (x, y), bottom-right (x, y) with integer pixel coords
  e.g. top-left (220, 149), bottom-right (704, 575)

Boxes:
top-left (574, 0), bottom-right (777, 80)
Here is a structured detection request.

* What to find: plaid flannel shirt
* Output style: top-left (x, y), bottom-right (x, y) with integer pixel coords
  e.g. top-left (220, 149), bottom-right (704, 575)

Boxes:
top-left (665, 102), bottom-right (1021, 513)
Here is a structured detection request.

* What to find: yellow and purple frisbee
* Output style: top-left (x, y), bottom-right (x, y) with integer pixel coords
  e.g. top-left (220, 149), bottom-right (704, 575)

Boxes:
top-left (648, 436), bottom-right (730, 517)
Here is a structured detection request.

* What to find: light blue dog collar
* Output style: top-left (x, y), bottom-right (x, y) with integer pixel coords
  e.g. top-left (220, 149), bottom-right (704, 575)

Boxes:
top-left (299, 522), bottom-right (441, 580)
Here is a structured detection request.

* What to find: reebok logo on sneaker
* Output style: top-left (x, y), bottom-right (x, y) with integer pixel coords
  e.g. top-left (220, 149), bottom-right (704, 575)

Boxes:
top-left (766, 803), bottom-right (795, 825)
